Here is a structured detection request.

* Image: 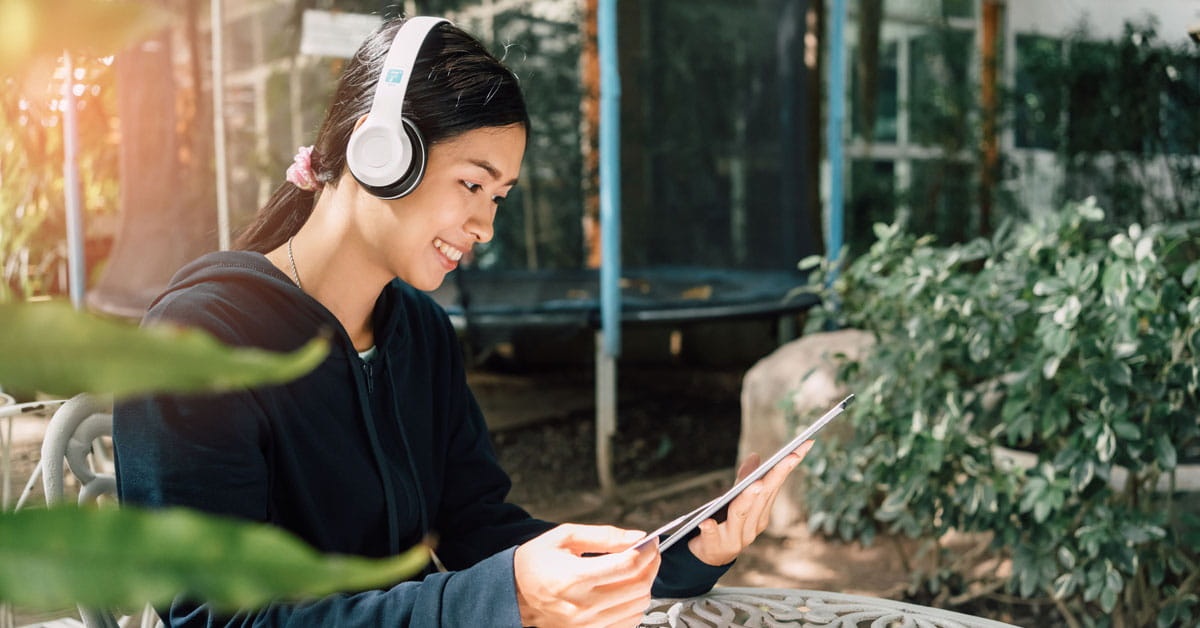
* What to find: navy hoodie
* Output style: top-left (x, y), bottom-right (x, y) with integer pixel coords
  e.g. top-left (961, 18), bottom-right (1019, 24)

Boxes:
top-left (114, 251), bottom-right (728, 627)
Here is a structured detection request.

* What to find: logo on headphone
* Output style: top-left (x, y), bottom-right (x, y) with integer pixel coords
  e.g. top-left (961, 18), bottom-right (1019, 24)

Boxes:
top-left (384, 68), bottom-right (404, 84)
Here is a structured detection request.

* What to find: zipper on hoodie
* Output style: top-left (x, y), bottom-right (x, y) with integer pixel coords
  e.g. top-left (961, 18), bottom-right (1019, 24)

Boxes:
top-left (353, 351), bottom-right (397, 554)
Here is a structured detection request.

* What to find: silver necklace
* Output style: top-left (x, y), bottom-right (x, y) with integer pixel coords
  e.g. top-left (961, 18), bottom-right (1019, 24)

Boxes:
top-left (286, 236), bottom-right (303, 290)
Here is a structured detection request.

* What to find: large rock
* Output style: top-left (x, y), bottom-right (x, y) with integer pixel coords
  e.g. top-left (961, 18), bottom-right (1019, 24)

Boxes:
top-left (739, 328), bottom-right (875, 536)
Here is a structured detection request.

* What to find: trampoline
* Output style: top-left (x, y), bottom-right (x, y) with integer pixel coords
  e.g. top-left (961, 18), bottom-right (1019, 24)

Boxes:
top-left (431, 266), bottom-right (817, 332)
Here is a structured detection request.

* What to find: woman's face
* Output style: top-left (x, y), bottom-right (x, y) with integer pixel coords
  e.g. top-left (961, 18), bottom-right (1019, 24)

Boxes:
top-left (359, 123), bottom-right (525, 291)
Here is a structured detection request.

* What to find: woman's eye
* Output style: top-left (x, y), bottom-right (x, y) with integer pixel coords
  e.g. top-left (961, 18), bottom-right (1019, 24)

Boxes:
top-left (463, 181), bottom-right (481, 192)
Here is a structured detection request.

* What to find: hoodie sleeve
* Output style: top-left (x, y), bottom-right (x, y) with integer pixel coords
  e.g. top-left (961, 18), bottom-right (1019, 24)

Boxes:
top-left (159, 549), bottom-right (524, 628)
top-left (654, 538), bottom-right (733, 598)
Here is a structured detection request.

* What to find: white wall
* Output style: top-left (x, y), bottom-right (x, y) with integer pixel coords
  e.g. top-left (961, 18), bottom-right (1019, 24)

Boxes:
top-left (1007, 0), bottom-right (1200, 41)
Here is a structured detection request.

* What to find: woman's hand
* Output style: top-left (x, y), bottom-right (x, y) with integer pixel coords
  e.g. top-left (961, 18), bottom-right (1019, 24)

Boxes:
top-left (513, 523), bottom-right (660, 628)
top-left (687, 440), bottom-right (814, 567)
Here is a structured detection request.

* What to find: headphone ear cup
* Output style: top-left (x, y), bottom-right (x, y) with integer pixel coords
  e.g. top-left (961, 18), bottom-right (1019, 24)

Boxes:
top-left (356, 117), bottom-right (427, 200)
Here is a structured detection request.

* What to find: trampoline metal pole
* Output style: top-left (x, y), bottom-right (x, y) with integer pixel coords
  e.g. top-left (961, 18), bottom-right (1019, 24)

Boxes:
top-left (596, 0), bottom-right (621, 496)
top-left (598, 0), bottom-right (621, 357)
top-left (63, 53), bottom-right (86, 310)
top-left (596, 331), bottom-right (616, 496)
top-left (212, 0), bottom-right (231, 250)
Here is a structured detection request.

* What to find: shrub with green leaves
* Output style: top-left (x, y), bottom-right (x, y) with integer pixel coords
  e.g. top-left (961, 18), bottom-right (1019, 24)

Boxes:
top-left (798, 199), bottom-right (1199, 627)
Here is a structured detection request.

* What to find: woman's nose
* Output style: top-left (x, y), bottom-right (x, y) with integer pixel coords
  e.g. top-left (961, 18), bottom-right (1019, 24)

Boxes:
top-left (466, 205), bottom-right (495, 243)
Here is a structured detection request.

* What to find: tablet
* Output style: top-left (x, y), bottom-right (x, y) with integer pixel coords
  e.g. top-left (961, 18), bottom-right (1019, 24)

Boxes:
top-left (632, 393), bottom-right (854, 553)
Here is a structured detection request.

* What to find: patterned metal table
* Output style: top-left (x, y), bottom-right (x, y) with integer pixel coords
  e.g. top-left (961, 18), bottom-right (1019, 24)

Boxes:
top-left (641, 587), bottom-right (1021, 628)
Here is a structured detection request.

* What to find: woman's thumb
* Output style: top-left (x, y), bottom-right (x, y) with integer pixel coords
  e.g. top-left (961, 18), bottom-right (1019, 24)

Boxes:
top-left (552, 523), bottom-right (645, 553)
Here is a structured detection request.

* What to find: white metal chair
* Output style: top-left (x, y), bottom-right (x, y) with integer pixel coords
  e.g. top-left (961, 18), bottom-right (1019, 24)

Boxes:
top-left (41, 394), bottom-right (116, 509)
top-left (38, 394), bottom-right (159, 628)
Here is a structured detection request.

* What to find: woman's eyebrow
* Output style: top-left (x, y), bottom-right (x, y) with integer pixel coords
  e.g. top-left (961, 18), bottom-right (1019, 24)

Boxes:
top-left (469, 158), bottom-right (519, 187)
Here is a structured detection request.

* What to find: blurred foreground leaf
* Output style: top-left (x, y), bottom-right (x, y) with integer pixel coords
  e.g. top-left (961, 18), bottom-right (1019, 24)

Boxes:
top-left (0, 506), bottom-right (430, 611)
top-left (0, 301), bottom-right (328, 398)
top-left (0, 0), bottom-right (173, 76)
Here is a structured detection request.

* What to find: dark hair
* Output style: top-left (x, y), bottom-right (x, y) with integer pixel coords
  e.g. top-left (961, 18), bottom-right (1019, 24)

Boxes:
top-left (235, 18), bottom-right (529, 252)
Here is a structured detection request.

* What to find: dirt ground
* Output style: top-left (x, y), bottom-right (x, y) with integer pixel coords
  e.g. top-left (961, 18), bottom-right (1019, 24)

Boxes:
top-left (2, 363), bottom-right (1033, 626)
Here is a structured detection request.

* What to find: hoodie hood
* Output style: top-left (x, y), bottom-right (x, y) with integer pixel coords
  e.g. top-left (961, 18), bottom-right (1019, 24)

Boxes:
top-left (154, 250), bottom-right (411, 358)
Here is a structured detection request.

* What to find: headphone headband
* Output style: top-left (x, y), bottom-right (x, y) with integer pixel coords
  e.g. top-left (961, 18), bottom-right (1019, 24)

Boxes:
top-left (346, 16), bottom-right (450, 197)
top-left (367, 16), bottom-right (448, 135)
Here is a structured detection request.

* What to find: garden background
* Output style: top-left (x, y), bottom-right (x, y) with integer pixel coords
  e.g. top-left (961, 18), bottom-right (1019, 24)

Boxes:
top-left (2, 1), bottom-right (1199, 626)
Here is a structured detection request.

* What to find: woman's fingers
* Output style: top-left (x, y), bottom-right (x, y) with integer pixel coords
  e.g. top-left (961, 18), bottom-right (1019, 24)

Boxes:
top-left (552, 523), bottom-right (646, 554)
top-left (514, 524), bottom-right (660, 628)
top-left (687, 442), bottom-right (814, 566)
top-left (579, 548), bottom-right (660, 624)
top-left (751, 441), bottom-right (813, 529)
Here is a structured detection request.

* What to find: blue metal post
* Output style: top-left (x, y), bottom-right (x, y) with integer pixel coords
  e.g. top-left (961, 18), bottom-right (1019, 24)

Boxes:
top-left (598, 0), bottom-right (621, 356)
top-left (826, 0), bottom-right (847, 266)
top-left (596, 0), bottom-right (621, 496)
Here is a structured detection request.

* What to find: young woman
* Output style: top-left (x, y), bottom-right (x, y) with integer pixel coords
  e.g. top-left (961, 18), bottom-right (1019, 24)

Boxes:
top-left (113, 16), bottom-right (808, 628)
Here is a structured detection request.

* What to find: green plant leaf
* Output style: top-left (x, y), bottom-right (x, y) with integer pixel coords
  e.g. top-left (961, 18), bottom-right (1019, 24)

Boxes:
top-left (1053, 572), bottom-right (1078, 599)
top-left (797, 254), bottom-right (824, 271)
top-left (1100, 586), bottom-right (1117, 613)
top-left (1071, 459), bottom-right (1096, 492)
top-left (0, 506), bottom-right (430, 611)
top-left (1154, 433), bottom-right (1177, 470)
top-left (0, 301), bottom-right (329, 398)
top-left (1042, 355), bottom-right (1062, 380)
top-left (1183, 262), bottom-right (1199, 288)
top-left (1110, 234), bottom-right (1135, 259)
top-left (1033, 277), bottom-right (1066, 296)
top-left (1112, 421), bottom-right (1140, 441)
top-left (1096, 424), bottom-right (1116, 463)
top-left (1157, 601), bottom-right (1180, 628)
top-left (1101, 565), bottom-right (1123, 612)
top-left (1118, 523), bottom-right (1165, 544)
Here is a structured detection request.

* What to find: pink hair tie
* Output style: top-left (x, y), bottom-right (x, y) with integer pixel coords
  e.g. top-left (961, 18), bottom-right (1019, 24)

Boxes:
top-left (285, 145), bottom-right (321, 192)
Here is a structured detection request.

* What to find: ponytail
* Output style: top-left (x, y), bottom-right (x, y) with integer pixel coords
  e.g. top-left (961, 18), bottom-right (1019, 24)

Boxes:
top-left (233, 184), bottom-right (316, 252)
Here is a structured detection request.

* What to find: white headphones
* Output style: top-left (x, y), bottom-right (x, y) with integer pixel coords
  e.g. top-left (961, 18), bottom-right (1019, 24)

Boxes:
top-left (346, 16), bottom-right (450, 199)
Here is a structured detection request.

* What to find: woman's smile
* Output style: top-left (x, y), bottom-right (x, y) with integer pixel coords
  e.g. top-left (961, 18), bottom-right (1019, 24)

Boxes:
top-left (433, 237), bottom-right (466, 267)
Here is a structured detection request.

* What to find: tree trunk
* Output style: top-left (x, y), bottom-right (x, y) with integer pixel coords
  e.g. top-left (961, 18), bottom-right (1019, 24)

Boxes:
top-left (89, 1), bottom-right (216, 319)
top-left (855, 0), bottom-right (882, 141)
top-left (978, 0), bottom-right (1001, 237)
top-left (799, 0), bottom-right (824, 257)
top-left (580, 0), bottom-right (601, 269)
